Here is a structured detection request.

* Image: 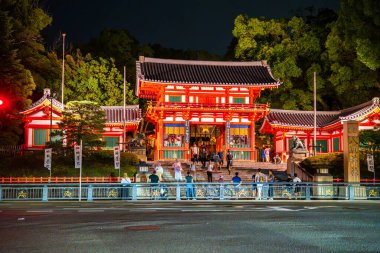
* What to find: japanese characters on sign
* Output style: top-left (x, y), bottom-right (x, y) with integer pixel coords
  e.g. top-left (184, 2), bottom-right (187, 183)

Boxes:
top-left (44, 148), bottom-right (52, 170)
top-left (74, 144), bottom-right (82, 169)
top-left (114, 146), bottom-right (120, 170)
top-left (367, 154), bottom-right (375, 172)
top-left (225, 121), bottom-right (230, 145)
top-left (185, 120), bottom-right (190, 143)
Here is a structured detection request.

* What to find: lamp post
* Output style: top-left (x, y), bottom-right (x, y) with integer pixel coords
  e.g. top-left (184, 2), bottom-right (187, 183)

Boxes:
top-left (61, 33), bottom-right (66, 105)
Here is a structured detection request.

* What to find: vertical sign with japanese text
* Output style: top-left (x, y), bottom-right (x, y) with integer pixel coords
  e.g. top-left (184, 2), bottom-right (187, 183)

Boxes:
top-left (114, 146), bottom-right (120, 169)
top-left (185, 120), bottom-right (190, 143)
top-left (225, 121), bottom-right (230, 145)
top-left (44, 148), bottom-right (52, 170)
top-left (367, 154), bottom-right (374, 172)
top-left (74, 144), bottom-right (82, 169)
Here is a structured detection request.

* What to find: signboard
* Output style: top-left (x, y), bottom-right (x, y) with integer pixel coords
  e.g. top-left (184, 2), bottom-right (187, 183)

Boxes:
top-left (185, 120), bottom-right (190, 143)
top-left (74, 144), bottom-right (82, 169)
top-left (44, 148), bottom-right (52, 170)
top-left (225, 121), bottom-right (230, 145)
top-left (138, 164), bottom-right (149, 173)
top-left (367, 154), bottom-right (375, 172)
top-left (114, 146), bottom-right (120, 170)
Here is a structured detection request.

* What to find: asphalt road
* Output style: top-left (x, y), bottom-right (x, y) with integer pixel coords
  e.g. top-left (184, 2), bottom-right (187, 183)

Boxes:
top-left (0, 201), bottom-right (379, 253)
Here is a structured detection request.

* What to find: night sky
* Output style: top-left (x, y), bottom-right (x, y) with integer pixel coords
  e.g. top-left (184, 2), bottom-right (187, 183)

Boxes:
top-left (44, 0), bottom-right (340, 55)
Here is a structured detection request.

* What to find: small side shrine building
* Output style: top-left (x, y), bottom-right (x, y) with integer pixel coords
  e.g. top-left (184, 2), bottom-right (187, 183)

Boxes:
top-left (260, 97), bottom-right (380, 160)
top-left (21, 89), bottom-right (142, 150)
top-left (136, 57), bottom-right (281, 161)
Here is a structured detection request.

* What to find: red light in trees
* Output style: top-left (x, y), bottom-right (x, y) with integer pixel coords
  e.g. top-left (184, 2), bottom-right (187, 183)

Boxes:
top-left (0, 99), bottom-right (3, 106)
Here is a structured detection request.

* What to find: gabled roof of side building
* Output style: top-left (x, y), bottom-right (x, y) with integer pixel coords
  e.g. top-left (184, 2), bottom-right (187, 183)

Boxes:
top-left (261, 97), bottom-right (380, 132)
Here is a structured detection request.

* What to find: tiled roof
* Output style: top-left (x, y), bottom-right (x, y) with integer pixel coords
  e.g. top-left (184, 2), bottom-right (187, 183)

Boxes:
top-left (136, 57), bottom-right (280, 86)
top-left (266, 110), bottom-right (340, 128)
top-left (101, 106), bottom-right (142, 124)
top-left (263, 97), bottom-right (380, 129)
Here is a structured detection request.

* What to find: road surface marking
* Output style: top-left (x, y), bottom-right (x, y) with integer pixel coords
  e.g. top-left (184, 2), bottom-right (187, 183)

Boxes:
top-left (27, 210), bottom-right (53, 213)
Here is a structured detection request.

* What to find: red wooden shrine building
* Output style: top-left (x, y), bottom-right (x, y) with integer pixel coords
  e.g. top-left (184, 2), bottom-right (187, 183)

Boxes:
top-left (21, 89), bottom-right (142, 150)
top-left (136, 57), bottom-right (281, 161)
top-left (261, 97), bottom-right (380, 160)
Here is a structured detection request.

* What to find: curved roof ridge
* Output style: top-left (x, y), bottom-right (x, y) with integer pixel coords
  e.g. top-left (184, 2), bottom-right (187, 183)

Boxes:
top-left (269, 108), bottom-right (340, 115)
top-left (142, 57), bottom-right (265, 66)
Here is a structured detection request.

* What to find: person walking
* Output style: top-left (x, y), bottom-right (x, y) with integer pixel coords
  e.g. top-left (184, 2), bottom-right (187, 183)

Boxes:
top-left (172, 158), bottom-right (183, 181)
top-left (149, 170), bottom-right (160, 199)
top-left (268, 170), bottom-right (275, 200)
top-left (213, 152), bottom-right (221, 170)
top-left (185, 171), bottom-right (195, 200)
top-left (231, 172), bottom-right (242, 192)
top-left (226, 150), bottom-right (233, 175)
top-left (190, 143), bottom-right (199, 164)
top-left (154, 162), bottom-right (164, 181)
top-left (207, 161), bottom-right (213, 182)
top-left (261, 148), bottom-right (266, 162)
top-left (120, 172), bottom-right (131, 200)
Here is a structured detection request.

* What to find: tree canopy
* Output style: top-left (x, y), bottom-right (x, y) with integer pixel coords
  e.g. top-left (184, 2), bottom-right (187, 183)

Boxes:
top-left (57, 101), bottom-right (106, 152)
top-left (64, 50), bottom-right (138, 106)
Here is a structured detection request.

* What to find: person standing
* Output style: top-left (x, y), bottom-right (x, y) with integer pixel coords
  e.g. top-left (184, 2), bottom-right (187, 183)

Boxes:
top-left (218, 150), bottom-right (224, 167)
top-left (172, 158), bottom-right (183, 181)
top-left (264, 147), bottom-right (270, 162)
top-left (154, 162), bottom-right (164, 181)
top-left (200, 146), bottom-right (208, 169)
top-left (190, 161), bottom-right (197, 181)
top-left (254, 169), bottom-right (267, 200)
top-left (268, 170), bottom-right (275, 200)
top-left (185, 171), bottom-right (195, 200)
top-left (213, 152), bottom-right (221, 170)
top-left (149, 170), bottom-right (160, 199)
top-left (120, 172), bottom-right (131, 200)
top-left (293, 173), bottom-right (302, 198)
top-left (231, 172), bottom-right (242, 192)
top-left (261, 148), bottom-right (266, 162)
top-left (190, 143), bottom-right (199, 164)
top-left (207, 161), bottom-right (213, 182)
top-left (226, 149), bottom-right (233, 175)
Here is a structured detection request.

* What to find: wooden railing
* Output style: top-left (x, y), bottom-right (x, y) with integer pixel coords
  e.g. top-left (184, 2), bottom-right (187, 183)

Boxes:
top-left (0, 176), bottom-right (135, 184)
top-left (149, 101), bottom-right (268, 110)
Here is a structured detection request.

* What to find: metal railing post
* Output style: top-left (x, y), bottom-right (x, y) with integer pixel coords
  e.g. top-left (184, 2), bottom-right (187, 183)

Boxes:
top-left (87, 184), bottom-right (93, 202)
top-left (306, 183), bottom-right (311, 200)
top-left (348, 184), bottom-right (355, 200)
top-left (42, 185), bottom-right (48, 202)
top-left (0, 186), bottom-right (2, 201)
top-left (176, 184), bottom-right (181, 200)
top-left (132, 184), bottom-right (137, 200)
top-left (219, 184), bottom-right (224, 200)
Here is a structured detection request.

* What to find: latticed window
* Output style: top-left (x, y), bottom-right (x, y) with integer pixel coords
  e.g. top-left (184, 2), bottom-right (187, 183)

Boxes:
top-left (316, 140), bottom-right (328, 152)
top-left (333, 137), bottom-right (340, 152)
top-left (229, 125), bottom-right (250, 148)
top-left (33, 129), bottom-right (47, 145)
top-left (164, 124), bottom-right (184, 147)
top-left (233, 97), bottom-right (245, 104)
top-left (169, 96), bottom-right (181, 103)
top-left (104, 137), bottom-right (119, 148)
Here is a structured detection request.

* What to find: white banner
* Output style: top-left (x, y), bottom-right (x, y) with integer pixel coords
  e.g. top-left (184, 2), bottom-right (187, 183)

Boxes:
top-left (44, 148), bottom-right (52, 170)
top-left (367, 154), bottom-right (374, 172)
top-left (114, 146), bottom-right (120, 170)
top-left (74, 144), bottom-right (82, 169)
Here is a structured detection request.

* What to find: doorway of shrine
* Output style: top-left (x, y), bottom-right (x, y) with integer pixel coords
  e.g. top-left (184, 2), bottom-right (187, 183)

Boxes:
top-left (190, 124), bottom-right (224, 156)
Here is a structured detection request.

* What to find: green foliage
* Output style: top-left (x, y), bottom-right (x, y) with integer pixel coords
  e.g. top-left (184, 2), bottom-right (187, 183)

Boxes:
top-left (57, 101), bottom-right (106, 153)
top-left (64, 50), bottom-right (138, 105)
top-left (0, 0), bottom-right (59, 144)
top-left (233, 15), bottom-right (330, 110)
top-left (0, 150), bottom-right (139, 177)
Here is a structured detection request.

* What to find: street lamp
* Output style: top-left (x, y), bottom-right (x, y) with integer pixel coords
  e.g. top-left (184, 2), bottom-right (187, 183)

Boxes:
top-left (61, 33), bottom-right (66, 105)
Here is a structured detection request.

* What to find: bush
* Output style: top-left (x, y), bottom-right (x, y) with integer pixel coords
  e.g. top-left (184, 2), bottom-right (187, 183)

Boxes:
top-left (0, 150), bottom-right (140, 178)
top-left (300, 151), bottom-right (379, 179)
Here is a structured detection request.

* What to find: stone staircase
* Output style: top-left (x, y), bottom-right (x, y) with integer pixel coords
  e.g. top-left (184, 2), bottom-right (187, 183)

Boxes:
top-left (147, 161), bottom-right (288, 182)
